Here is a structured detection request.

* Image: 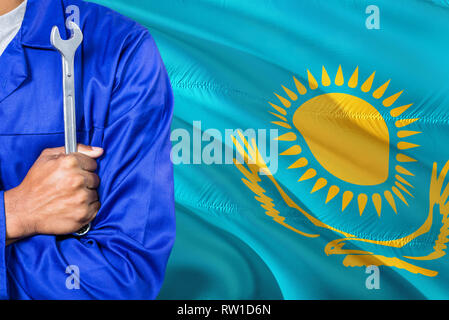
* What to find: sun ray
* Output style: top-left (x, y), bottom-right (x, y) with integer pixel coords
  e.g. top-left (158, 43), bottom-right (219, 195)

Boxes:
top-left (383, 90), bottom-right (403, 107)
top-left (384, 190), bottom-right (398, 214)
top-left (311, 178), bottom-right (327, 193)
top-left (397, 141), bottom-right (420, 150)
top-left (395, 181), bottom-right (414, 197)
top-left (396, 153), bottom-right (417, 162)
top-left (268, 102), bottom-right (287, 116)
top-left (322, 66), bottom-right (331, 86)
top-left (348, 66), bottom-right (358, 88)
top-left (372, 80), bottom-right (390, 99)
top-left (307, 70), bottom-right (318, 90)
top-left (390, 103), bottom-right (413, 117)
top-left (392, 186), bottom-right (409, 206)
top-left (271, 121), bottom-right (291, 129)
top-left (372, 193), bottom-right (382, 217)
top-left (298, 168), bottom-right (316, 181)
top-left (276, 132), bottom-right (297, 141)
top-left (395, 174), bottom-right (414, 188)
top-left (335, 65), bottom-right (344, 86)
top-left (280, 145), bottom-right (302, 156)
top-left (325, 185), bottom-right (340, 203)
top-left (293, 76), bottom-right (307, 95)
top-left (269, 111), bottom-right (288, 122)
top-left (342, 191), bottom-right (353, 212)
top-left (397, 130), bottom-right (421, 138)
top-left (395, 118), bottom-right (419, 128)
top-left (361, 71), bottom-right (375, 92)
top-left (396, 165), bottom-right (414, 176)
top-left (274, 93), bottom-right (291, 108)
top-left (288, 157), bottom-right (308, 169)
top-left (358, 193), bottom-right (368, 215)
top-left (282, 85), bottom-right (298, 101)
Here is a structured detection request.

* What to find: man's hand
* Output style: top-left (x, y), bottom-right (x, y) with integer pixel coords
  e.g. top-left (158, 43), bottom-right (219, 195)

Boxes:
top-left (4, 145), bottom-right (103, 244)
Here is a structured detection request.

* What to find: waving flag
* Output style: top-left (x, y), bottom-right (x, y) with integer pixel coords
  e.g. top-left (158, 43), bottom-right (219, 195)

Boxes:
top-left (92, 0), bottom-right (449, 299)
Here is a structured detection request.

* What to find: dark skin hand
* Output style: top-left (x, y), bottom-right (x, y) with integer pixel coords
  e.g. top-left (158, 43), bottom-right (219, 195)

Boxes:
top-left (4, 145), bottom-right (103, 245)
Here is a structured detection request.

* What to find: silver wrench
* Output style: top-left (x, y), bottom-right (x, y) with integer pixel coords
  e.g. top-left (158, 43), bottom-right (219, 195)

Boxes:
top-left (51, 21), bottom-right (90, 236)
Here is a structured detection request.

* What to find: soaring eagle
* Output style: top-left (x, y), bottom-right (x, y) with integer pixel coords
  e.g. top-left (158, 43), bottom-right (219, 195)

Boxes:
top-left (232, 131), bottom-right (449, 277)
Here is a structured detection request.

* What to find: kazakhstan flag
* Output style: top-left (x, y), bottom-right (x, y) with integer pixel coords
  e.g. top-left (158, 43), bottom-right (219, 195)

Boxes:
top-left (92, 0), bottom-right (449, 299)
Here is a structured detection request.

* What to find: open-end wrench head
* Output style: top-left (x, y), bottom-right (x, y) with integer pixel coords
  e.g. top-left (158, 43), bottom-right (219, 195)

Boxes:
top-left (50, 21), bottom-right (83, 59)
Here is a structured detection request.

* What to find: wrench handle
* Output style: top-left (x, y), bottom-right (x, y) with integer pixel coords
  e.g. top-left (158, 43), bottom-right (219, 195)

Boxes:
top-left (62, 55), bottom-right (77, 154)
top-left (61, 54), bottom-right (90, 236)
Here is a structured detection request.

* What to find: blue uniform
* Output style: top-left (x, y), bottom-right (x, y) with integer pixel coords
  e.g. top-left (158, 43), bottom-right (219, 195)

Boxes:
top-left (0, 0), bottom-right (175, 299)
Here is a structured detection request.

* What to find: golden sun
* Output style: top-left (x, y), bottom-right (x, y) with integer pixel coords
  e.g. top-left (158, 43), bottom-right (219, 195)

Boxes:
top-left (269, 66), bottom-right (420, 217)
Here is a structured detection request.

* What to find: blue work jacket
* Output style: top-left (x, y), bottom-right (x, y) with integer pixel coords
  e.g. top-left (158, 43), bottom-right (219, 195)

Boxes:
top-left (0, 0), bottom-right (175, 299)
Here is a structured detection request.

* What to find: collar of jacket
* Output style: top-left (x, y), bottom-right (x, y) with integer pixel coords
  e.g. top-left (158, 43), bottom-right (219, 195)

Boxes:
top-left (21, 0), bottom-right (68, 49)
top-left (0, 0), bottom-right (67, 103)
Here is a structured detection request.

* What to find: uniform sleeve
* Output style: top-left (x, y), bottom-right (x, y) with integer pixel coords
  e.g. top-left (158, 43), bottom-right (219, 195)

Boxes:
top-left (4, 31), bottom-right (175, 299)
top-left (0, 191), bottom-right (8, 299)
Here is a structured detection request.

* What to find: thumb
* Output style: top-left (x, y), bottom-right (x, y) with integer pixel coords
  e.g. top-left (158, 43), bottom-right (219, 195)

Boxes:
top-left (77, 144), bottom-right (104, 158)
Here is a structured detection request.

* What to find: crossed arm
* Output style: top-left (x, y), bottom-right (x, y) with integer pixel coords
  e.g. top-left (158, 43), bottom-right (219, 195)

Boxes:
top-left (4, 145), bottom-right (103, 246)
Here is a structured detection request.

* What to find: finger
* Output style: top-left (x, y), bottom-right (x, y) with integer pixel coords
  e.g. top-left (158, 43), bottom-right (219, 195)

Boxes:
top-left (70, 153), bottom-right (98, 172)
top-left (41, 146), bottom-right (66, 157)
top-left (77, 144), bottom-right (104, 159)
top-left (81, 172), bottom-right (100, 189)
top-left (87, 201), bottom-right (101, 220)
top-left (85, 189), bottom-right (99, 203)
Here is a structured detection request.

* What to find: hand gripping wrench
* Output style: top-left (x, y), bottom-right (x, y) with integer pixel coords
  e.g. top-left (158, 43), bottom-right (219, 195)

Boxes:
top-left (51, 21), bottom-right (90, 236)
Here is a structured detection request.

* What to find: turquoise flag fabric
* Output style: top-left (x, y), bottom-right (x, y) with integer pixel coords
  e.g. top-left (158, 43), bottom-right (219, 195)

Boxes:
top-left (91, 0), bottom-right (449, 299)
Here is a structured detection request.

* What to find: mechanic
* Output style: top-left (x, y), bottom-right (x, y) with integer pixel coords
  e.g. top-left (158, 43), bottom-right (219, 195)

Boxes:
top-left (0, 0), bottom-right (175, 299)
